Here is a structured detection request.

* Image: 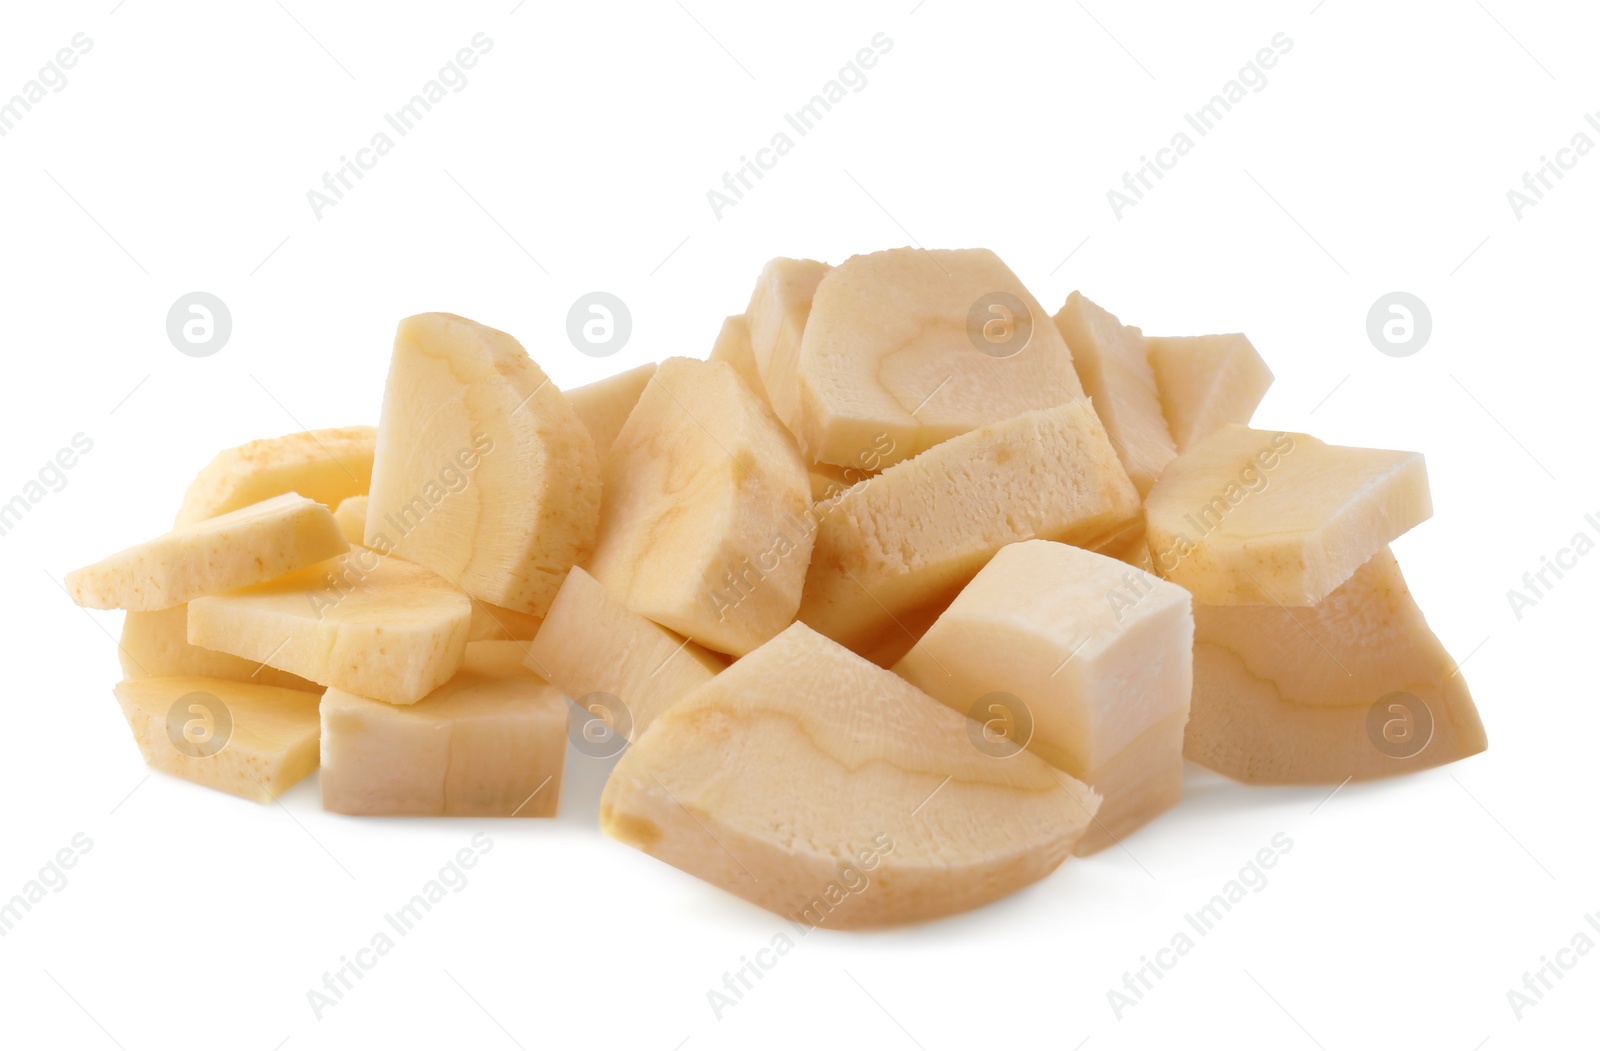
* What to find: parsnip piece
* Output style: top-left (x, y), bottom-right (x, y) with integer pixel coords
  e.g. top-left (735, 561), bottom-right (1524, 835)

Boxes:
top-left (366, 312), bottom-right (600, 617)
top-left (332, 495), bottom-right (368, 545)
top-left (1145, 333), bottom-right (1274, 452)
top-left (188, 547), bottom-right (471, 705)
top-left (807, 460), bottom-right (877, 504)
top-left (1145, 425), bottom-right (1433, 606)
top-left (321, 642), bottom-right (566, 817)
top-left (119, 605), bottom-right (316, 691)
top-left (894, 540), bottom-right (1192, 855)
top-left (1186, 548), bottom-right (1488, 783)
top-left (588, 357), bottom-right (812, 657)
top-left (467, 600), bottom-right (543, 642)
top-left (793, 248), bottom-right (1084, 469)
top-left (1052, 292), bottom-right (1176, 496)
top-left (707, 314), bottom-right (769, 409)
top-left (745, 258), bottom-right (829, 427)
top-left (113, 677), bottom-right (321, 802)
top-left (175, 426), bottom-right (375, 526)
top-left (565, 363), bottom-right (657, 461)
top-left (798, 400), bottom-right (1141, 652)
top-left (526, 567), bottom-right (727, 741)
top-left (601, 623), bottom-right (1099, 928)
top-left (67, 494), bottom-right (348, 611)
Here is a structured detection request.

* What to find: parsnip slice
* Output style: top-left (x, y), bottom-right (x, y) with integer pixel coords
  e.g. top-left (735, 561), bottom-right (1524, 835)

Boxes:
top-left (1145, 333), bottom-right (1274, 452)
top-left (744, 258), bottom-right (829, 427)
top-left (707, 314), bottom-right (769, 409)
top-left (565, 362), bottom-right (657, 461)
top-left (119, 605), bottom-right (316, 691)
top-left (332, 495), bottom-right (368, 545)
top-left (175, 426), bottom-right (375, 526)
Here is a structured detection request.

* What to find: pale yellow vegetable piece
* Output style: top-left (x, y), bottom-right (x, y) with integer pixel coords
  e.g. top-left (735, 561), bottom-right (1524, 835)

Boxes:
top-left (744, 258), bottom-right (829, 427)
top-left (894, 540), bottom-right (1192, 855)
top-left (526, 567), bottom-right (727, 741)
top-left (113, 676), bottom-right (321, 802)
top-left (601, 622), bottom-right (1100, 928)
top-left (1053, 291), bottom-right (1176, 497)
top-left (1186, 548), bottom-right (1487, 783)
top-left (588, 357), bottom-right (812, 657)
top-left (332, 495), bottom-right (368, 546)
top-left (175, 426), bottom-right (375, 526)
top-left (1145, 425), bottom-right (1433, 606)
top-left (798, 400), bottom-right (1141, 653)
top-left (467, 600), bottom-right (543, 642)
top-left (188, 547), bottom-right (471, 705)
top-left (565, 362), bottom-right (657, 462)
top-left (707, 314), bottom-right (769, 408)
top-left (793, 248), bottom-right (1084, 469)
top-left (1145, 333), bottom-right (1274, 452)
top-left (366, 312), bottom-right (600, 617)
top-left (67, 494), bottom-right (348, 611)
top-left (321, 642), bottom-right (566, 817)
top-left (119, 605), bottom-right (316, 691)
top-left (806, 460), bottom-right (877, 504)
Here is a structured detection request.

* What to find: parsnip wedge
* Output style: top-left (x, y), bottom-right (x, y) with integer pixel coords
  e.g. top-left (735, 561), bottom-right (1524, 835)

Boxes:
top-left (1145, 425), bottom-right (1432, 606)
top-left (175, 426), bottom-right (375, 526)
top-left (707, 314), bottom-right (769, 409)
top-left (119, 605), bottom-right (316, 691)
top-left (744, 258), bottom-right (829, 427)
top-left (1145, 333), bottom-right (1274, 452)
top-left (321, 642), bottom-right (566, 817)
top-left (67, 493), bottom-right (348, 611)
top-left (188, 547), bottom-right (471, 705)
top-left (526, 567), bottom-right (727, 741)
top-left (332, 495), bottom-right (368, 545)
top-left (601, 622), bottom-right (1100, 928)
top-left (798, 400), bottom-right (1141, 653)
top-left (113, 677), bottom-right (321, 802)
top-left (366, 312), bottom-right (600, 617)
top-left (588, 357), bottom-right (812, 657)
top-left (566, 362), bottom-right (657, 461)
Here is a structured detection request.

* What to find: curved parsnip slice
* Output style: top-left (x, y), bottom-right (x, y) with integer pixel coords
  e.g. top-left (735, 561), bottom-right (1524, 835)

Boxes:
top-left (798, 400), bottom-right (1141, 653)
top-left (67, 494), bottom-right (348, 611)
top-left (366, 312), bottom-right (600, 617)
top-left (188, 547), bottom-right (471, 705)
top-left (332, 495), bottom-right (368, 545)
top-left (1145, 425), bottom-right (1432, 606)
top-left (793, 248), bottom-right (1084, 469)
top-left (587, 357), bottom-right (812, 657)
top-left (745, 258), bottom-right (829, 427)
top-left (565, 362), bottom-right (657, 461)
top-left (1186, 548), bottom-right (1487, 783)
top-left (175, 426), bottom-right (375, 526)
top-left (120, 605), bottom-right (317, 691)
top-left (601, 623), bottom-right (1099, 928)
top-left (1145, 333), bottom-right (1274, 452)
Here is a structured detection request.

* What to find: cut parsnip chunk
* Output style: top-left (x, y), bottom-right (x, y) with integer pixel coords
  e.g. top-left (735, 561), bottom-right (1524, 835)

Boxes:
top-left (113, 677), bottom-right (321, 802)
top-left (601, 622), bottom-right (1100, 928)
top-left (1186, 548), bottom-right (1487, 783)
top-left (467, 600), bottom-right (543, 642)
top-left (894, 540), bottom-right (1192, 855)
top-left (119, 605), bottom-right (316, 691)
top-left (794, 248), bottom-right (1084, 469)
top-left (745, 258), bottom-right (829, 427)
top-left (175, 427), bottom-right (375, 526)
top-left (188, 547), bottom-right (471, 705)
top-left (366, 312), bottom-right (600, 617)
top-left (1146, 333), bottom-right (1274, 452)
top-left (798, 400), bottom-right (1141, 653)
top-left (526, 567), bottom-right (727, 741)
top-left (807, 460), bottom-right (877, 504)
top-left (588, 357), bottom-right (812, 657)
top-left (1146, 425), bottom-right (1432, 606)
top-left (707, 314), bottom-right (769, 409)
top-left (67, 494), bottom-right (347, 611)
top-left (332, 495), bottom-right (368, 545)
top-left (1053, 292), bottom-right (1176, 496)
top-left (321, 642), bottom-right (566, 817)
top-left (565, 362), bottom-right (657, 461)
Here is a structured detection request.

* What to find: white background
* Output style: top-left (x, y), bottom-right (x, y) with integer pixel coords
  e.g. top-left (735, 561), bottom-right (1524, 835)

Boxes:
top-left (1, 1), bottom-right (1596, 1048)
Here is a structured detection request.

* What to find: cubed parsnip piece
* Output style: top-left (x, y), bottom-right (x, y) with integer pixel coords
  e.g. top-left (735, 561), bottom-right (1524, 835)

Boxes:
top-left (188, 547), bottom-right (471, 705)
top-left (526, 567), bottom-right (727, 741)
top-left (332, 495), bottom-right (368, 545)
top-left (366, 312), bottom-right (601, 617)
top-left (1145, 425), bottom-right (1433, 606)
top-left (67, 494), bottom-right (348, 611)
top-left (1053, 292), bottom-right (1177, 497)
top-left (467, 600), bottom-right (543, 642)
top-left (798, 401), bottom-right (1142, 653)
top-left (588, 357), bottom-right (812, 657)
top-left (1186, 548), bottom-right (1487, 783)
top-left (175, 426), bottom-right (375, 526)
top-left (565, 362), bottom-right (657, 461)
top-left (321, 642), bottom-right (566, 817)
top-left (794, 248), bottom-right (1085, 469)
top-left (1146, 333), bottom-right (1274, 452)
top-left (707, 314), bottom-right (770, 409)
top-left (894, 540), bottom-right (1192, 855)
top-left (119, 605), bottom-right (316, 691)
top-left (113, 677), bottom-right (321, 802)
top-left (745, 258), bottom-right (830, 427)
top-left (601, 623), bottom-right (1100, 928)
